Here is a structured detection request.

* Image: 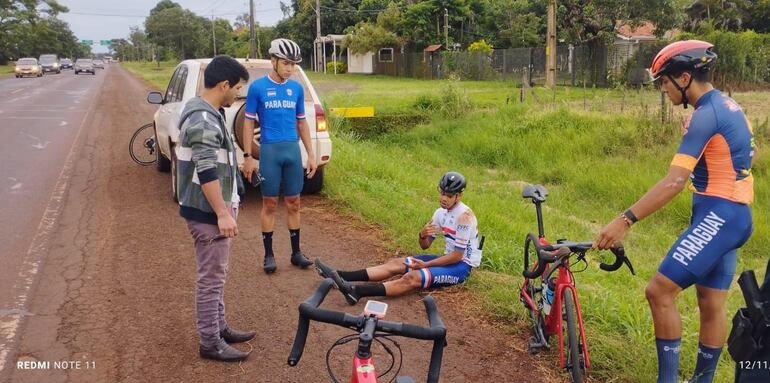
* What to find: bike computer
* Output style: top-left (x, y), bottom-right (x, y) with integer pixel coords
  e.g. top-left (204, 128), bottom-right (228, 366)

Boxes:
top-left (363, 300), bottom-right (388, 319)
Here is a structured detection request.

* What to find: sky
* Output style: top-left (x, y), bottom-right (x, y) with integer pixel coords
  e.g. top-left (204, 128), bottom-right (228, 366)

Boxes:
top-left (58, 0), bottom-right (287, 53)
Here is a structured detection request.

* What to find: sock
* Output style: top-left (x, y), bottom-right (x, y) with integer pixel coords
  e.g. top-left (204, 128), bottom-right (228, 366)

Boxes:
top-left (338, 269), bottom-right (370, 282)
top-left (262, 232), bottom-right (274, 257)
top-left (289, 229), bottom-right (300, 254)
top-left (656, 338), bottom-right (681, 383)
top-left (690, 343), bottom-right (722, 383)
top-left (354, 283), bottom-right (386, 297)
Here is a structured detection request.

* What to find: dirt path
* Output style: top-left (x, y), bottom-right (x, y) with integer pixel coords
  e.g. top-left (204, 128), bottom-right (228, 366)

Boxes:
top-left (7, 66), bottom-right (551, 382)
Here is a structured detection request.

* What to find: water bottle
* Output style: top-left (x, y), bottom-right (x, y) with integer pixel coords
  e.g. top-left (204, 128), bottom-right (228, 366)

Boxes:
top-left (542, 280), bottom-right (555, 315)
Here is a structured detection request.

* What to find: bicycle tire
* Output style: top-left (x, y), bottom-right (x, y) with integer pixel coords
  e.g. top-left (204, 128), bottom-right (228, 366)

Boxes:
top-left (129, 123), bottom-right (157, 165)
top-left (563, 289), bottom-right (585, 383)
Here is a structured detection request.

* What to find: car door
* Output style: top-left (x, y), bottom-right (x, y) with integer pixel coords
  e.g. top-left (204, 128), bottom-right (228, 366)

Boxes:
top-left (167, 65), bottom-right (189, 147)
top-left (155, 65), bottom-right (184, 158)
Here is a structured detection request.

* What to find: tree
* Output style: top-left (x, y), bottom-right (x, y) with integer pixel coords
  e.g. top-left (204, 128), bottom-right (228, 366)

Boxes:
top-left (144, 2), bottom-right (209, 60)
top-left (342, 22), bottom-right (398, 54)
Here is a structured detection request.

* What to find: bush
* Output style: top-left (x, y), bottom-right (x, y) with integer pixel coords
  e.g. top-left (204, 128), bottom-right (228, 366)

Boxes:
top-left (413, 94), bottom-right (441, 110)
top-left (677, 30), bottom-right (770, 86)
top-left (326, 61), bottom-right (347, 74)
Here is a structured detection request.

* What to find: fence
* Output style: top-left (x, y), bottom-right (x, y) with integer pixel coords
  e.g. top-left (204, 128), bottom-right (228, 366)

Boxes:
top-left (369, 42), bottom-right (664, 87)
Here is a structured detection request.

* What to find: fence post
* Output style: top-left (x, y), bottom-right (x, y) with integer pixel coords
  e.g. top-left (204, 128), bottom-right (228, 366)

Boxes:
top-left (528, 47), bottom-right (533, 86)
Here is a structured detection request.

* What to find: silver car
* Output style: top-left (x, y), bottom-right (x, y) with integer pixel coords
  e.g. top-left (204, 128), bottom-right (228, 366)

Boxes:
top-left (74, 59), bottom-right (95, 75)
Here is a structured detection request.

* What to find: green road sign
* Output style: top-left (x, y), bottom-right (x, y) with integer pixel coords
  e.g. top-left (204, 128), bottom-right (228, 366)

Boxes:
top-left (100, 40), bottom-right (112, 46)
top-left (80, 40), bottom-right (93, 45)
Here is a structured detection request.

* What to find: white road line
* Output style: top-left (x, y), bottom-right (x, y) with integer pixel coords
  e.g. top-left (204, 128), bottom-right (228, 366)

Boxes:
top-left (0, 83), bottom-right (98, 374)
top-left (10, 89), bottom-right (23, 94)
top-left (59, 121), bottom-right (67, 127)
top-left (10, 183), bottom-right (21, 190)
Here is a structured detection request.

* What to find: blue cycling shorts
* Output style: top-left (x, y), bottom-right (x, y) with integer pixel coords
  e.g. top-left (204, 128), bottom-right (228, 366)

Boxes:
top-left (259, 141), bottom-right (304, 197)
top-left (658, 194), bottom-right (752, 290)
top-left (404, 255), bottom-right (472, 289)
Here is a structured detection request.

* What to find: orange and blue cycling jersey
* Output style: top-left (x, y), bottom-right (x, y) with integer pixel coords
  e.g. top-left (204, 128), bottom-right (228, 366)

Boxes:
top-left (670, 89), bottom-right (754, 204)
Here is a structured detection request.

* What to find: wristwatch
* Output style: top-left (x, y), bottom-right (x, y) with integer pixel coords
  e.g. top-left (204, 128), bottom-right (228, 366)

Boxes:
top-left (243, 153), bottom-right (251, 158)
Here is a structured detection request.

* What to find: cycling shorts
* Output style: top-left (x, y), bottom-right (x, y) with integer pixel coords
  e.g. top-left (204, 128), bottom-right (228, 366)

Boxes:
top-left (404, 255), bottom-right (472, 289)
top-left (259, 141), bottom-right (304, 197)
top-left (658, 194), bottom-right (752, 290)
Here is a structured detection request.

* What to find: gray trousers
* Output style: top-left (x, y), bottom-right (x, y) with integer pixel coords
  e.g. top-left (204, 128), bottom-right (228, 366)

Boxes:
top-left (185, 207), bottom-right (237, 347)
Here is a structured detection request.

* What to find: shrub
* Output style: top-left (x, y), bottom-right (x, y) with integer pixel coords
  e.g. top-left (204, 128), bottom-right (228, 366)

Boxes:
top-left (326, 61), bottom-right (347, 74)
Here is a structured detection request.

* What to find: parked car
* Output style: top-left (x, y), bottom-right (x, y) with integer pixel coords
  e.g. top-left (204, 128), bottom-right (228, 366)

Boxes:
top-left (15, 58), bottom-right (43, 78)
top-left (74, 59), bottom-right (95, 75)
top-left (146, 58), bottom-right (332, 199)
top-left (38, 54), bottom-right (60, 74)
top-left (60, 58), bottom-right (73, 69)
top-left (92, 59), bottom-right (104, 69)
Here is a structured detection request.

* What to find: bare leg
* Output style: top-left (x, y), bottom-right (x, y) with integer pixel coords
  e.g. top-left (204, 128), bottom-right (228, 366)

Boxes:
top-left (260, 197), bottom-right (279, 232)
top-left (365, 258), bottom-right (409, 281)
top-left (382, 271), bottom-right (422, 296)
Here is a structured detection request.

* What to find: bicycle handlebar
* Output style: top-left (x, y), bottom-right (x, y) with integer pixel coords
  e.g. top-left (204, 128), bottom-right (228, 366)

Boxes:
top-left (522, 233), bottom-right (635, 279)
top-left (287, 279), bottom-right (448, 383)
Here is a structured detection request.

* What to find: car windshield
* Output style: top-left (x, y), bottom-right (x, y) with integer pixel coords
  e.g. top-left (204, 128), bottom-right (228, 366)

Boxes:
top-left (77, 60), bottom-right (92, 64)
top-left (94, 60), bottom-right (103, 63)
top-left (17, 59), bottom-right (36, 65)
top-left (61, 59), bottom-right (72, 63)
top-left (40, 56), bottom-right (56, 64)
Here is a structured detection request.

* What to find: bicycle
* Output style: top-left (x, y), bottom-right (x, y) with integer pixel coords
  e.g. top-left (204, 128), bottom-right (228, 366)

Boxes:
top-left (519, 184), bottom-right (635, 383)
top-left (129, 122), bottom-right (157, 165)
top-left (288, 279), bottom-right (447, 383)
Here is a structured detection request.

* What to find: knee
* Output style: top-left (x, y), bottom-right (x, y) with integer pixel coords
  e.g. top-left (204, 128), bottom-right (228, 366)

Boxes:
top-left (697, 291), bottom-right (726, 319)
top-left (285, 197), bottom-right (301, 213)
top-left (645, 281), bottom-right (674, 308)
top-left (401, 271), bottom-right (423, 289)
top-left (262, 198), bottom-right (278, 213)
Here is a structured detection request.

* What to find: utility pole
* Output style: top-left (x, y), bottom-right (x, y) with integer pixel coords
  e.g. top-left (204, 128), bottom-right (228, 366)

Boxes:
top-left (546, 0), bottom-right (556, 88)
top-left (315, 0), bottom-right (321, 71)
top-left (249, 0), bottom-right (256, 59)
top-left (211, 13), bottom-right (217, 56)
top-left (444, 8), bottom-right (449, 49)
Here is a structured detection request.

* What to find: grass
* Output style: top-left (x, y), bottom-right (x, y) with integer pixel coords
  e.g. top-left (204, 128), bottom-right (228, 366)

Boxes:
top-left (125, 63), bottom-right (770, 382)
top-left (1, 64), bottom-right (16, 77)
top-left (121, 61), bottom-right (177, 90)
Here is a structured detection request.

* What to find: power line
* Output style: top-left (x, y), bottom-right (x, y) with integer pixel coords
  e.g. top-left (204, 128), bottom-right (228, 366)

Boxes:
top-left (65, 8), bottom-right (279, 18)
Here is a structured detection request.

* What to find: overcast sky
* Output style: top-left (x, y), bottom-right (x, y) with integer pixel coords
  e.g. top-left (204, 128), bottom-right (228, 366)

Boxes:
top-left (58, 0), bottom-right (287, 53)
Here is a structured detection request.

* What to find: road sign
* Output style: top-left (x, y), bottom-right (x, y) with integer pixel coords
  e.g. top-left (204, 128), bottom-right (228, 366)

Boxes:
top-left (100, 40), bottom-right (112, 46)
top-left (80, 40), bottom-right (93, 45)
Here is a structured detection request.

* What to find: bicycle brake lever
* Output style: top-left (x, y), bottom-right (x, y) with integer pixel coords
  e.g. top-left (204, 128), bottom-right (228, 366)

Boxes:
top-left (623, 257), bottom-right (636, 275)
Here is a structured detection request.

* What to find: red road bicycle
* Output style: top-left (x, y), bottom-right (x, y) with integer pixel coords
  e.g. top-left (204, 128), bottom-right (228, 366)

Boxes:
top-left (519, 184), bottom-right (635, 382)
top-left (288, 279), bottom-right (447, 383)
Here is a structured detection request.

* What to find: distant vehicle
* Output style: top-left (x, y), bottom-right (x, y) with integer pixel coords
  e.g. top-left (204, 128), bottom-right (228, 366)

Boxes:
top-left (92, 59), bottom-right (105, 69)
top-left (74, 59), bottom-right (95, 75)
top-left (14, 58), bottom-right (43, 78)
top-left (60, 58), bottom-right (73, 69)
top-left (103, 56), bottom-right (113, 63)
top-left (38, 54), bottom-right (60, 74)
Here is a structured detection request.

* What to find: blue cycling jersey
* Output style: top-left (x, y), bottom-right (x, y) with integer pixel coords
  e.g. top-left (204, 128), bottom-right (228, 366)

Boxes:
top-left (244, 75), bottom-right (306, 144)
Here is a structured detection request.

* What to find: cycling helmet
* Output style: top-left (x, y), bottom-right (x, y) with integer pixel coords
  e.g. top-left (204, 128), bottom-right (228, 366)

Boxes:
top-left (269, 38), bottom-right (302, 63)
top-left (650, 40), bottom-right (717, 109)
top-left (439, 171), bottom-right (466, 194)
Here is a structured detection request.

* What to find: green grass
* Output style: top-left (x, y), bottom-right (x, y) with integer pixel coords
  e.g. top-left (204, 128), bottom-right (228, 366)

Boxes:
top-left (121, 61), bottom-right (177, 90)
top-left (311, 73), bottom-right (770, 382)
top-left (125, 65), bottom-right (770, 382)
top-left (1, 64), bottom-right (16, 77)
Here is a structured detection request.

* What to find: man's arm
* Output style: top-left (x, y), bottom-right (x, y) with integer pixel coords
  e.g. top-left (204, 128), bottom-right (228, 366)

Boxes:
top-left (297, 119), bottom-right (317, 178)
top-left (241, 84), bottom-right (259, 181)
top-left (595, 165), bottom-right (690, 249)
top-left (201, 180), bottom-right (237, 237)
top-left (424, 249), bottom-right (464, 267)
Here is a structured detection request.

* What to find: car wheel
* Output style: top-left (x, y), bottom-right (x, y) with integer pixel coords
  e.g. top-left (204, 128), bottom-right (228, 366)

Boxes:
top-left (170, 144), bottom-right (179, 202)
top-left (155, 127), bottom-right (171, 173)
top-left (302, 165), bottom-right (324, 194)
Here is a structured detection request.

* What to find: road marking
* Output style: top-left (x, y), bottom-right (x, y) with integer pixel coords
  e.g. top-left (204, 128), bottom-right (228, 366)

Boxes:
top-left (59, 121), bottom-right (67, 127)
top-left (31, 141), bottom-right (49, 150)
top-left (10, 89), bottom-right (23, 94)
top-left (0, 82), bottom-right (97, 374)
top-left (10, 183), bottom-right (21, 190)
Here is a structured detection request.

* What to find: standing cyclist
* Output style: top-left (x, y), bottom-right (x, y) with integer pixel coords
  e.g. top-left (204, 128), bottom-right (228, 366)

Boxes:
top-left (314, 171), bottom-right (483, 305)
top-left (595, 40), bottom-right (755, 383)
top-left (241, 38), bottom-right (317, 274)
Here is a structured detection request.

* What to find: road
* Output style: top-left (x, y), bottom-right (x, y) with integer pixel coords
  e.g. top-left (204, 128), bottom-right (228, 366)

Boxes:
top-left (0, 65), bottom-right (549, 382)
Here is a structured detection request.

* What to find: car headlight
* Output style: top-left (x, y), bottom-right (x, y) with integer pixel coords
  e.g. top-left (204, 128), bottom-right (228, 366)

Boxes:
top-left (32, 66), bottom-right (38, 70)
top-left (53, 63), bottom-right (59, 67)
top-left (15, 67), bottom-right (20, 72)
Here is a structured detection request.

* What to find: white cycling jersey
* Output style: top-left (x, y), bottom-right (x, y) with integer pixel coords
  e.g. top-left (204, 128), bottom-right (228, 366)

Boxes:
top-left (429, 202), bottom-right (482, 267)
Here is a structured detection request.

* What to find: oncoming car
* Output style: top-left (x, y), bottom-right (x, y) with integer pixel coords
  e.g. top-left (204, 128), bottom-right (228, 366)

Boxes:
top-left (74, 59), bottom-right (95, 75)
top-left (146, 58), bottom-right (332, 200)
top-left (14, 58), bottom-right (43, 78)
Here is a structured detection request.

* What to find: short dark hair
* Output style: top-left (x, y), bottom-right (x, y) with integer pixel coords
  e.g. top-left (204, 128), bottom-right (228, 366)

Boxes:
top-left (671, 69), bottom-right (712, 83)
top-left (204, 55), bottom-right (249, 89)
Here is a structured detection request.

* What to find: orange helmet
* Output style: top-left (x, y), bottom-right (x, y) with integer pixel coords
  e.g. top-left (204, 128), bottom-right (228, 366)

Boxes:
top-left (650, 40), bottom-right (717, 80)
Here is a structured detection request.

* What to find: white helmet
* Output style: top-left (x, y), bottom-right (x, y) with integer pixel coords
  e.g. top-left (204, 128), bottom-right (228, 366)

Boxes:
top-left (269, 38), bottom-right (302, 63)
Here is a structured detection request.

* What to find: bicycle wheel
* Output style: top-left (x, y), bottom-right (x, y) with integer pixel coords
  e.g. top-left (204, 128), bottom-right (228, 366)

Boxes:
top-left (129, 123), bottom-right (157, 165)
top-left (562, 289), bottom-right (585, 383)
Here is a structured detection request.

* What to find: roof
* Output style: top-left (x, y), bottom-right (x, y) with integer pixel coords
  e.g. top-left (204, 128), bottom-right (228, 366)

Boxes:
top-left (616, 21), bottom-right (658, 40)
top-left (424, 44), bottom-right (443, 53)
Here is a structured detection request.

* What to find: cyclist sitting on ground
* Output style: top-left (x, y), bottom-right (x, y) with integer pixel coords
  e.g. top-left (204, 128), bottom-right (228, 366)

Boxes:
top-left (595, 40), bottom-right (755, 383)
top-left (315, 171), bottom-right (482, 305)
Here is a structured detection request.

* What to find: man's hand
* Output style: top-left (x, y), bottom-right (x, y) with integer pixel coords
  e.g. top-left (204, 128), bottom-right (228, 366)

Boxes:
top-left (404, 258), bottom-right (428, 270)
top-left (306, 156), bottom-right (317, 179)
top-left (594, 217), bottom-right (628, 250)
top-left (241, 157), bottom-right (258, 182)
top-left (420, 221), bottom-right (440, 239)
top-left (217, 211), bottom-right (238, 238)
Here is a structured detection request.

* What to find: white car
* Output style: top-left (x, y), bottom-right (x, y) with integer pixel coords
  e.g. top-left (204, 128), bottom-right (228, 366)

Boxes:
top-left (146, 58), bottom-right (332, 199)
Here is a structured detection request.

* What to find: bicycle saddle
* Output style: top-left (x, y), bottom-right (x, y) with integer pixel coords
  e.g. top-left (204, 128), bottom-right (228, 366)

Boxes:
top-left (522, 184), bottom-right (548, 202)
